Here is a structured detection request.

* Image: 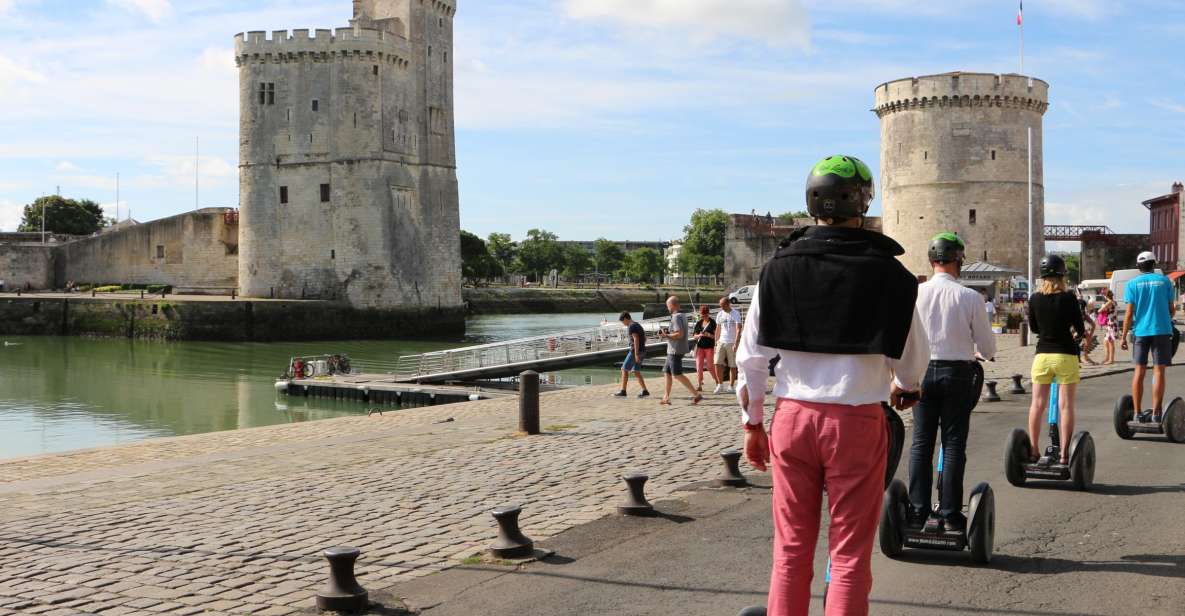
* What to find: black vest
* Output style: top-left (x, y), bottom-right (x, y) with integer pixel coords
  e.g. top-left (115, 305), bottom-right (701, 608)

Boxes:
top-left (757, 225), bottom-right (918, 359)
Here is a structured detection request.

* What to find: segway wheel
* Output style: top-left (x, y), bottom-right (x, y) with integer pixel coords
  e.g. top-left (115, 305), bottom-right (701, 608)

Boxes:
top-left (1163, 397), bottom-right (1185, 443)
top-left (1004, 429), bottom-right (1030, 487)
top-left (967, 482), bottom-right (995, 564)
top-left (879, 479), bottom-right (907, 558)
top-left (1069, 432), bottom-right (1096, 491)
top-left (1113, 395), bottom-right (1135, 440)
top-left (883, 404), bottom-right (906, 487)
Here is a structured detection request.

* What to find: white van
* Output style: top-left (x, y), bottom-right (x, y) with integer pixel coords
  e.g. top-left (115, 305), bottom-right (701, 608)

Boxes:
top-left (1110, 268), bottom-right (1163, 311)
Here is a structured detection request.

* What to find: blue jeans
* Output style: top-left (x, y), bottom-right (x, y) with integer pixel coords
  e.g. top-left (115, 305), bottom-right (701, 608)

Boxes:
top-left (908, 361), bottom-right (979, 520)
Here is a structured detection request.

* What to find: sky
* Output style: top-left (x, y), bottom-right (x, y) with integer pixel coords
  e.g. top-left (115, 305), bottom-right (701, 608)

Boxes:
top-left (1, 0), bottom-right (1183, 244)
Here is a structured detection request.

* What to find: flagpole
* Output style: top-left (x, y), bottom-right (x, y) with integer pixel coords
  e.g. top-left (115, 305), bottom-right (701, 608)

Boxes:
top-left (1027, 126), bottom-right (1033, 299)
top-left (1019, 2), bottom-right (1025, 74)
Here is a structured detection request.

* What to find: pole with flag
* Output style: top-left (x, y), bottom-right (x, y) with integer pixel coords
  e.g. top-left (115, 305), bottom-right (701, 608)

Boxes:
top-left (1018, 1), bottom-right (1024, 74)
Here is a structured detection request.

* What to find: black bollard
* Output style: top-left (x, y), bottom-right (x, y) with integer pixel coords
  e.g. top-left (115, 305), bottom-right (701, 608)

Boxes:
top-left (714, 450), bottom-right (747, 487)
top-left (1020, 322), bottom-right (1029, 346)
top-left (1010, 374), bottom-right (1026, 395)
top-left (519, 370), bottom-right (540, 435)
top-left (617, 473), bottom-right (655, 516)
top-left (490, 504), bottom-right (534, 559)
top-left (140, 290), bottom-right (144, 299)
top-left (315, 546), bottom-right (368, 612)
top-left (984, 380), bottom-right (1002, 402)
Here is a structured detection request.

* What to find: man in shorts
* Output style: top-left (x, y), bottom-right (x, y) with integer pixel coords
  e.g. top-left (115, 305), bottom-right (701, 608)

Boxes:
top-left (614, 312), bottom-right (650, 398)
top-left (714, 296), bottom-right (743, 394)
top-left (658, 296), bottom-right (703, 406)
top-left (1121, 251), bottom-right (1177, 421)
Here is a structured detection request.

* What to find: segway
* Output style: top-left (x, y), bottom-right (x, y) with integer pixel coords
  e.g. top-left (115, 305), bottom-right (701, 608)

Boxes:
top-left (1113, 395), bottom-right (1185, 443)
top-left (822, 402), bottom-right (906, 606)
top-left (1005, 378), bottom-right (1096, 490)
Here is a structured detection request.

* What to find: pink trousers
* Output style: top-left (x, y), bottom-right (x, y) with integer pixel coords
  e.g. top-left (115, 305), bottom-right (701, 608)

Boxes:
top-left (767, 398), bottom-right (887, 616)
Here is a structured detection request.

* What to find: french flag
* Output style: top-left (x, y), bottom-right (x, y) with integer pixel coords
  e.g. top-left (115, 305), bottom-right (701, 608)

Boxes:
top-left (1017, 1), bottom-right (1023, 26)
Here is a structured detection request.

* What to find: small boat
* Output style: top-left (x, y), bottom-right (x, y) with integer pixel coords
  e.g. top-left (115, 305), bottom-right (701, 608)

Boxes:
top-left (274, 380), bottom-right (289, 393)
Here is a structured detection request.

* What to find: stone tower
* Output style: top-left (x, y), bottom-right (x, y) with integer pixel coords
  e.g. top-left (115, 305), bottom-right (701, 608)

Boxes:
top-left (235, 0), bottom-right (461, 310)
top-left (874, 72), bottom-right (1049, 277)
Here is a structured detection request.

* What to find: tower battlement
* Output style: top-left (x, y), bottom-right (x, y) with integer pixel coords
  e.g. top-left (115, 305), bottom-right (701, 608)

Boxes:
top-left (874, 73), bottom-right (1048, 118)
top-left (235, 28), bottom-right (411, 68)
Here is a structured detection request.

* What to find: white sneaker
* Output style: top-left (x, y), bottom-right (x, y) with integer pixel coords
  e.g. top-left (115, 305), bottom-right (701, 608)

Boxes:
top-left (726, 384), bottom-right (734, 393)
top-left (713, 384), bottom-right (723, 394)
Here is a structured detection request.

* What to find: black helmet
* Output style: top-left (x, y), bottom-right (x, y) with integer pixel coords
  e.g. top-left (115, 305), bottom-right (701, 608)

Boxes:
top-left (805, 155), bottom-right (874, 219)
top-left (1040, 254), bottom-right (1067, 278)
top-left (928, 232), bottom-right (966, 264)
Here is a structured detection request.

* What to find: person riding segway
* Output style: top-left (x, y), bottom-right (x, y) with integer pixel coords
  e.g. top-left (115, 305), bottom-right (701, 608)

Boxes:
top-left (1114, 251), bottom-right (1185, 442)
top-left (879, 233), bottom-right (997, 563)
top-left (1004, 255), bottom-right (1096, 490)
top-left (735, 154), bottom-right (929, 616)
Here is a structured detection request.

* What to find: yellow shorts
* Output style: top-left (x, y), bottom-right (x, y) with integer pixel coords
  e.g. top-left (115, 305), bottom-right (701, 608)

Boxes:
top-left (1031, 353), bottom-right (1081, 385)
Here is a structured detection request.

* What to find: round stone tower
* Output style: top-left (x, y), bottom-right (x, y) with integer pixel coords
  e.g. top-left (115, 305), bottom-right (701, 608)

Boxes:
top-left (874, 72), bottom-right (1049, 277)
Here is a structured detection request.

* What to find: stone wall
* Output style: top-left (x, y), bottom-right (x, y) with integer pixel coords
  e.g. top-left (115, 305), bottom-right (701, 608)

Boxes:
top-left (55, 209), bottom-right (239, 291)
top-left (1081, 233), bottom-right (1150, 280)
top-left (0, 244), bottom-right (56, 291)
top-left (724, 214), bottom-right (883, 289)
top-left (876, 72), bottom-right (1049, 277)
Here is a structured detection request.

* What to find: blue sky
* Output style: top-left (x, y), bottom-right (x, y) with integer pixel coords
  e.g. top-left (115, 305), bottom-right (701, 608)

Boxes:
top-left (1, 0), bottom-right (1183, 244)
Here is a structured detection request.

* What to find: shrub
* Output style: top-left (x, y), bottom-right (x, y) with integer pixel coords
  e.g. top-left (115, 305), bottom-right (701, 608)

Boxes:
top-left (94, 285), bottom-right (122, 293)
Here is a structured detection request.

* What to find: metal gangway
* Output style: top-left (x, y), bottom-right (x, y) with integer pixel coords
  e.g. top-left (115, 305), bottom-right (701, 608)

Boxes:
top-left (392, 314), bottom-right (687, 383)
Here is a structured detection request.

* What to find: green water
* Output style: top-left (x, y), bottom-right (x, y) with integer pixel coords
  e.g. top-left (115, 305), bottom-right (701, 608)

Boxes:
top-left (0, 312), bottom-right (626, 459)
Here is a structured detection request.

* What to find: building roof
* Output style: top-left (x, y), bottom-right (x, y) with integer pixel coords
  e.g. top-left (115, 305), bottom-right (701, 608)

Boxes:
top-left (961, 261), bottom-right (1022, 280)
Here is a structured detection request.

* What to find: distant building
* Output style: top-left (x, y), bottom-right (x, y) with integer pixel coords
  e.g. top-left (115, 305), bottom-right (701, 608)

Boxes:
top-left (1143, 182), bottom-right (1183, 271)
top-left (665, 240), bottom-right (683, 283)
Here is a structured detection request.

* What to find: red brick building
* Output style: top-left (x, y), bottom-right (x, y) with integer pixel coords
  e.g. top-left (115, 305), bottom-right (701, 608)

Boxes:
top-left (1143, 182), bottom-right (1183, 271)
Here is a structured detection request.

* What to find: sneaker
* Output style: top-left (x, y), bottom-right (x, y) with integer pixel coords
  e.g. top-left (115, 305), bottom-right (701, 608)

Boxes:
top-left (906, 506), bottom-right (927, 530)
top-left (713, 384), bottom-right (723, 394)
top-left (943, 513), bottom-right (968, 536)
top-left (637, 390), bottom-right (650, 398)
top-left (923, 516), bottom-right (943, 534)
top-left (613, 390), bottom-right (627, 398)
top-left (726, 384), bottom-right (735, 393)
top-left (1138, 409), bottom-right (1155, 423)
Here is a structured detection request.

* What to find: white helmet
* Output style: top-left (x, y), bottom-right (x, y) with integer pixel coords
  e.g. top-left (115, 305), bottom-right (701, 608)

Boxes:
top-left (1137, 251), bottom-right (1156, 265)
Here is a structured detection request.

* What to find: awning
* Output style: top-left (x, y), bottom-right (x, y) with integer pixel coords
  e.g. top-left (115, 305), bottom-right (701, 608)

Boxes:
top-left (1168, 271), bottom-right (1185, 281)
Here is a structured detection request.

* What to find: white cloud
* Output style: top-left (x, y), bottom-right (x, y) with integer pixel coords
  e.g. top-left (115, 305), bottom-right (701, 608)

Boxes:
top-left (107, 0), bottom-right (173, 23)
top-left (0, 200), bottom-right (22, 231)
top-left (0, 0), bottom-right (13, 17)
top-left (0, 55), bottom-right (45, 87)
top-left (1040, 0), bottom-right (1112, 20)
top-left (564, 0), bottom-right (811, 47)
top-left (55, 161), bottom-right (82, 173)
top-left (1151, 99), bottom-right (1185, 115)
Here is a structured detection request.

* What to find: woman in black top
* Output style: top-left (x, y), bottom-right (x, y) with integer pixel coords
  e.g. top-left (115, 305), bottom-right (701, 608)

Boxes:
top-left (692, 305), bottom-right (721, 392)
top-left (1026, 256), bottom-right (1086, 463)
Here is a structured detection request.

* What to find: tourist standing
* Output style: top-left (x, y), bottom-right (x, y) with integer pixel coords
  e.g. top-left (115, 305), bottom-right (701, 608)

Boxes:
top-left (736, 155), bottom-right (928, 616)
top-left (1081, 304), bottom-right (1099, 366)
top-left (1120, 251), bottom-right (1176, 421)
top-left (692, 305), bottom-right (721, 392)
top-left (1027, 255), bottom-right (1086, 463)
top-left (1099, 289), bottom-right (1117, 365)
top-left (614, 312), bottom-right (650, 398)
top-left (985, 294), bottom-right (997, 326)
top-left (658, 296), bottom-right (702, 406)
top-left (714, 297), bottom-right (743, 393)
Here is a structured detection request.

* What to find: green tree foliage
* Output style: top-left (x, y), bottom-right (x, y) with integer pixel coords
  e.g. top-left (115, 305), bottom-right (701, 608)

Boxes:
top-left (594, 238), bottom-right (625, 275)
top-left (681, 208), bottom-right (728, 276)
top-left (1063, 253), bottom-right (1081, 285)
top-left (18, 196), bottom-right (107, 235)
top-left (621, 248), bottom-right (666, 284)
top-left (460, 231), bottom-right (503, 285)
top-left (487, 232), bottom-right (517, 273)
top-left (777, 210), bottom-right (810, 225)
top-left (516, 229), bottom-right (564, 282)
top-left (561, 244), bottom-right (593, 280)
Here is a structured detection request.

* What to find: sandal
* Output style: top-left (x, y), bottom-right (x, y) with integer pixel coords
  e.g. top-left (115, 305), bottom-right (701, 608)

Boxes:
top-left (692, 394), bottom-right (703, 405)
top-left (659, 399), bottom-right (671, 406)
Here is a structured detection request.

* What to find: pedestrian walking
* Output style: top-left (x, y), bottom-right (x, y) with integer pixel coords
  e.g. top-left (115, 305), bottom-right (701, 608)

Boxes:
top-left (614, 312), bottom-right (650, 398)
top-left (692, 305), bottom-right (722, 392)
top-left (714, 297), bottom-right (743, 393)
top-left (908, 233), bottom-right (997, 535)
top-left (1120, 251), bottom-right (1177, 421)
top-left (1098, 289), bottom-right (1117, 365)
top-left (1081, 303), bottom-right (1099, 366)
top-left (736, 155), bottom-right (928, 616)
top-left (658, 296), bottom-right (702, 406)
top-left (1027, 255), bottom-right (1086, 464)
top-left (984, 293), bottom-right (997, 326)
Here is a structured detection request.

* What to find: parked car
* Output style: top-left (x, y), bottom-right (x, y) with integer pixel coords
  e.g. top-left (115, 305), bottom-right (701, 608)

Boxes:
top-left (728, 284), bottom-right (756, 305)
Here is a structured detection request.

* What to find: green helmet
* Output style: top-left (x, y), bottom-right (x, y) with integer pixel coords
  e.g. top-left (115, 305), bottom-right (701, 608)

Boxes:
top-left (928, 232), bottom-right (966, 264)
top-left (805, 155), bottom-right (874, 219)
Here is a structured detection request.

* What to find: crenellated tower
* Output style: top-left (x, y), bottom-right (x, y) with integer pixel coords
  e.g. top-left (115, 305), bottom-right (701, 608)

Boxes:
top-left (235, 0), bottom-right (461, 311)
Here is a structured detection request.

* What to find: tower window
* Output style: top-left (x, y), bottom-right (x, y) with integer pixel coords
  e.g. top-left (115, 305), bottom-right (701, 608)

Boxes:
top-left (991, 150), bottom-right (996, 160)
top-left (258, 82), bottom-right (275, 105)
top-left (280, 186), bottom-right (288, 204)
top-left (444, 52), bottom-right (448, 62)
top-left (924, 151), bottom-right (928, 161)
top-left (353, 112), bottom-right (357, 128)
top-left (331, 249), bottom-right (336, 260)
top-left (428, 45), bottom-right (432, 57)
top-left (156, 245), bottom-right (165, 259)
top-left (373, 65), bottom-right (379, 75)
top-left (439, 17), bottom-right (443, 27)
top-left (320, 183), bottom-right (330, 203)
top-left (286, 108), bottom-right (291, 122)
top-left (312, 99), bottom-right (319, 112)
top-left (969, 209), bottom-right (977, 225)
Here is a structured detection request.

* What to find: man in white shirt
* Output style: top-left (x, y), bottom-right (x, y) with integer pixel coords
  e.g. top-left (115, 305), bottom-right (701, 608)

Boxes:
top-left (908, 233), bottom-right (997, 536)
top-left (985, 294), bottom-right (996, 325)
top-left (713, 297), bottom-right (743, 394)
top-left (736, 155), bottom-right (928, 616)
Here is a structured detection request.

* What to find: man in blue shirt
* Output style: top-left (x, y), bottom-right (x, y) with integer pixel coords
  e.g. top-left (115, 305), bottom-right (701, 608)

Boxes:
top-left (1121, 251), bottom-right (1177, 421)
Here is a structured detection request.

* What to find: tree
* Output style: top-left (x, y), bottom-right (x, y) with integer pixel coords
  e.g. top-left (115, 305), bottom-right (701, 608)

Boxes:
top-left (487, 232), bottom-right (517, 274)
top-left (516, 229), bottom-right (564, 282)
top-left (593, 238), bottom-right (625, 276)
top-left (19, 196), bottom-right (107, 235)
top-left (622, 248), bottom-right (666, 284)
top-left (681, 208), bottom-right (728, 277)
top-left (777, 210), bottom-right (810, 225)
top-left (460, 231), bottom-right (502, 285)
top-left (561, 244), bottom-right (593, 280)
top-left (1063, 253), bottom-right (1081, 285)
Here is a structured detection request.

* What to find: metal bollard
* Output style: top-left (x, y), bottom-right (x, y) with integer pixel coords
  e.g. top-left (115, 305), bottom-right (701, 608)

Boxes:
top-left (519, 370), bottom-right (540, 435)
top-left (489, 504), bottom-right (534, 559)
top-left (315, 546), bottom-right (368, 612)
top-left (984, 380), bottom-right (1002, 402)
top-left (140, 290), bottom-right (144, 299)
top-left (617, 473), bottom-right (655, 516)
top-left (714, 450), bottom-right (747, 487)
top-left (1010, 374), bottom-right (1026, 395)
top-left (1020, 322), bottom-right (1029, 346)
